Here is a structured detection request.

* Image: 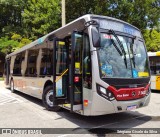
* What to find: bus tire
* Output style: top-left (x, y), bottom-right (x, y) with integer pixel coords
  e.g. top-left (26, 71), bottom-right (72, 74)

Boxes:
top-left (42, 86), bottom-right (61, 111)
top-left (10, 79), bottom-right (15, 93)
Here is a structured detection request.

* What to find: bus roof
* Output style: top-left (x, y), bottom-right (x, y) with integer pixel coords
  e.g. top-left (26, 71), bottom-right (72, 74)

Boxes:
top-left (6, 14), bottom-right (141, 58)
top-left (148, 51), bottom-right (160, 57)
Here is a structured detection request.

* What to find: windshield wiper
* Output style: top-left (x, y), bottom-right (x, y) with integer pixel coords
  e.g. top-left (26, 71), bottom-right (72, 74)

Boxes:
top-left (109, 29), bottom-right (127, 68)
top-left (130, 36), bottom-right (138, 68)
top-left (130, 43), bottom-right (136, 68)
top-left (110, 39), bottom-right (123, 56)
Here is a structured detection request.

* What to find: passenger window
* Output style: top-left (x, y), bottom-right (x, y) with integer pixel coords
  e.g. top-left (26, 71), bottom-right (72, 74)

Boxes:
top-left (13, 52), bottom-right (25, 76)
top-left (26, 49), bottom-right (39, 77)
top-left (149, 56), bottom-right (160, 75)
top-left (40, 48), bottom-right (53, 75)
top-left (56, 42), bottom-right (67, 75)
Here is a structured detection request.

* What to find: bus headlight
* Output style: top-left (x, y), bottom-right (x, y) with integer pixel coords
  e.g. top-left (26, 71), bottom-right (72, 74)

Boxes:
top-left (97, 84), bottom-right (115, 101)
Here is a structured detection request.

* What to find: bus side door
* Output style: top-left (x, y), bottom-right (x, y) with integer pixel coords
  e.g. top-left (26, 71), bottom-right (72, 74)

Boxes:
top-left (69, 32), bottom-right (83, 112)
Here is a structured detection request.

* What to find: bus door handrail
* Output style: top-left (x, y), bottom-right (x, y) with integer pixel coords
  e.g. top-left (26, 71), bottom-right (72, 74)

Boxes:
top-left (55, 69), bottom-right (68, 82)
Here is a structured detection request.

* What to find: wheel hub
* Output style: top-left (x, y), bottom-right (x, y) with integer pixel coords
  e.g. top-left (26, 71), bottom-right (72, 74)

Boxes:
top-left (46, 90), bottom-right (53, 107)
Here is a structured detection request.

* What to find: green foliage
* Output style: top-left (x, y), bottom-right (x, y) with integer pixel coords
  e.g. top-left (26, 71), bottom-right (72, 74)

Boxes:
top-left (0, 0), bottom-right (24, 37)
top-left (0, 0), bottom-right (160, 53)
top-left (0, 34), bottom-right (31, 54)
top-left (143, 29), bottom-right (160, 51)
top-left (66, 0), bottom-right (160, 30)
top-left (22, 0), bottom-right (61, 38)
top-left (0, 37), bottom-right (19, 54)
top-left (11, 33), bottom-right (22, 41)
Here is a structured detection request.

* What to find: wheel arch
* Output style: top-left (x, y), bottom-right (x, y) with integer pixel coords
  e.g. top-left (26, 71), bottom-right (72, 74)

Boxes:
top-left (43, 80), bottom-right (53, 93)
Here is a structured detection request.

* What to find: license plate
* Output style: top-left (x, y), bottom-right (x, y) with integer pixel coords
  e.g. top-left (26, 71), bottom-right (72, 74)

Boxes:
top-left (127, 105), bottom-right (137, 111)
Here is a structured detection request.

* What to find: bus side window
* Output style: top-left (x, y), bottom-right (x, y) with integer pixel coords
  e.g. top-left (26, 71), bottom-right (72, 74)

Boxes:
top-left (26, 50), bottom-right (39, 77)
top-left (149, 56), bottom-right (160, 75)
top-left (56, 42), bottom-right (67, 75)
top-left (83, 35), bottom-right (92, 89)
top-left (40, 48), bottom-right (53, 76)
top-left (13, 52), bottom-right (25, 76)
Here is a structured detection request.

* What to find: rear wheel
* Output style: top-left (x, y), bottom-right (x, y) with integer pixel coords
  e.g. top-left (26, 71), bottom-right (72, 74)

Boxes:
top-left (42, 86), bottom-right (61, 111)
top-left (10, 79), bottom-right (15, 93)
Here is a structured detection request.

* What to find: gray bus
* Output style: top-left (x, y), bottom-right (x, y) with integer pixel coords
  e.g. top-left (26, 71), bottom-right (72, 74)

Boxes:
top-left (4, 14), bottom-right (151, 116)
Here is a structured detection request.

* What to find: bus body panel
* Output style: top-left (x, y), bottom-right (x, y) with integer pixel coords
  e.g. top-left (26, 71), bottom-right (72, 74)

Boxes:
top-left (156, 76), bottom-right (160, 90)
top-left (10, 76), bottom-right (53, 99)
top-left (90, 91), bottom-right (115, 116)
top-left (151, 75), bottom-right (156, 90)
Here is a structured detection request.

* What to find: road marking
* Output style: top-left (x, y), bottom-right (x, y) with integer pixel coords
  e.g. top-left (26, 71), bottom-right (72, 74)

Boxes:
top-left (0, 94), bottom-right (23, 105)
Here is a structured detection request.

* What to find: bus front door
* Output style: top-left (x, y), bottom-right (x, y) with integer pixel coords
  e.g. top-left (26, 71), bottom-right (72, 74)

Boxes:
top-left (53, 33), bottom-right (83, 112)
top-left (70, 32), bottom-right (83, 112)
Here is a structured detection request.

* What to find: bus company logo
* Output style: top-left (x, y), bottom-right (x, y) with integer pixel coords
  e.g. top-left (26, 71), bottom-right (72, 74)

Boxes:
top-left (2, 129), bottom-right (11, 134)
top-left (132, 91), bottom-right (136, 97)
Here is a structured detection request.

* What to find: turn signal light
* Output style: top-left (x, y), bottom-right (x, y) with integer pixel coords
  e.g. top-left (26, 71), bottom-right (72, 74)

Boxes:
top-left (84, 100), bottom-right (88, 107)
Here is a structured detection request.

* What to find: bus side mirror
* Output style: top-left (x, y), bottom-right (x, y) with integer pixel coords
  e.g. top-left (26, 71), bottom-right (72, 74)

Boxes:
top-left (91, 27), bottom-right (100, 48)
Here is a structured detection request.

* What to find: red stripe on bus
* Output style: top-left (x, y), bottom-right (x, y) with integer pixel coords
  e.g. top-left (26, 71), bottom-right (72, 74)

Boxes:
top-left (107, 84), bottom-right (150, 101)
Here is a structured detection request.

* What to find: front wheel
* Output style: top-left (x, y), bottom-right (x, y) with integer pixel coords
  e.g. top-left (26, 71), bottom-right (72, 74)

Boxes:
top-left (42, 86), bottom-right (61, 111)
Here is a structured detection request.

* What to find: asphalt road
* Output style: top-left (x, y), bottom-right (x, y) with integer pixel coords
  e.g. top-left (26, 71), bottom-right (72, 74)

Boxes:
top-left (0, 81), bottom-right (160, 137)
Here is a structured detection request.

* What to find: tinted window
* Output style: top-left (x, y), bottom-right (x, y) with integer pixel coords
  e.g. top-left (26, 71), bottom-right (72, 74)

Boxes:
top-left (56, 42), bottom-right (67, 75)
top-left (13, 52), bottom-right (25, 76)
top-left (149, 56), bottom-right (160, 75)
top-left (40, 48), bottom-right (53, 75)
top-left (83, 35), bottom-right (92, 89)
top-left (25, 50), bottom-right (39, 76)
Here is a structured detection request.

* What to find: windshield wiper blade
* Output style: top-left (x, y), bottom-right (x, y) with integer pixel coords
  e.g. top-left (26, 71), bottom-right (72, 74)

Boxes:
top-left (130, 36), bottom-right (137, 68)
top-left (110, 39), bottom-right (123, 56)
top-left (109, 29), bottom-right (127, 68)
top-left (130, 43), bottom-right (136, 68)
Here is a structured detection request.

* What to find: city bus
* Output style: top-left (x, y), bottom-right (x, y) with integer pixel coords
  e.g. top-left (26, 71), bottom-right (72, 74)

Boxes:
top-left (148, 51), bottom-right (160, 90)
top-left (4, 14), bottom-right (151, 116)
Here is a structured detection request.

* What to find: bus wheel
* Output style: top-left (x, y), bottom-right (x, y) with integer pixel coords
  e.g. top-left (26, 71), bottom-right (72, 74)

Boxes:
top-left (42, 86), bottom-right (61, 111)
top-left (10, 79), bottom-right (15, 93)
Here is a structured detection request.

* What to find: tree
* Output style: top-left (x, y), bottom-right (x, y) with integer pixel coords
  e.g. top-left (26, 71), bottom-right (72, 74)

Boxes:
top-left (0, 37), bottom-right (19, 54)
top-left (0, 0), bottom-right (26, 37)
top-left (66, 0), bottom-right (160, 30)
top-left (0, 33), bottom-right (31, 54)
top-left (143, 29), bottom-right (160, 51)
top-left (22, 0), bottom-right (61, 39)
top-left (66, 0), bottom-right (110, 23)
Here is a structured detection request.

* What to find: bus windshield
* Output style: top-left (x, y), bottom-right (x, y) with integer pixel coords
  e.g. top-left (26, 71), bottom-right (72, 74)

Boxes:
top-left (98, 33), bottom-right (149, 78)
